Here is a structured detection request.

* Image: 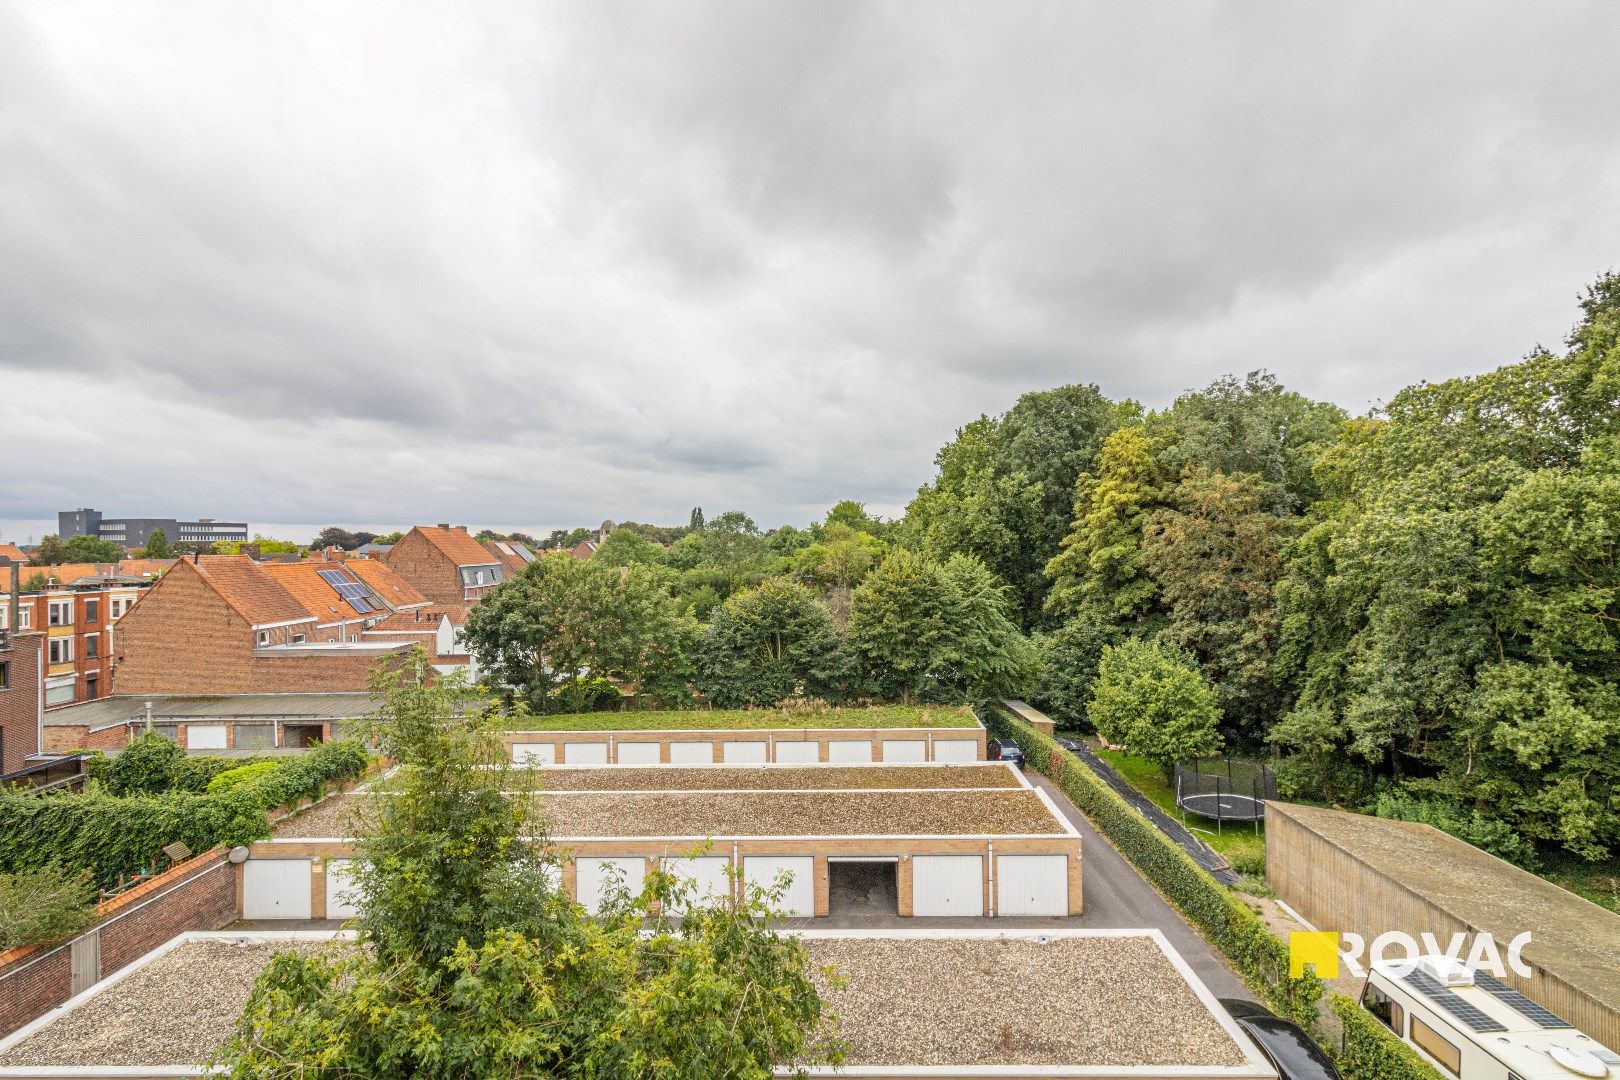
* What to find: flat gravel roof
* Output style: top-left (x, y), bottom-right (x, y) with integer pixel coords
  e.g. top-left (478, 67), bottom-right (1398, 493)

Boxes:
top-left (275, 788), bottom-right (1067, 838)
top-left (0, 933), bottom-right (1258, 1074)
top-left (500, 704), bottom-right (979, 731)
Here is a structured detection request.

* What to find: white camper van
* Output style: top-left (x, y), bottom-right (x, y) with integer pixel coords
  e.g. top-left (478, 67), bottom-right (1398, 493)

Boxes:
top-left (1364, 955), bottom-right (1617, 1080)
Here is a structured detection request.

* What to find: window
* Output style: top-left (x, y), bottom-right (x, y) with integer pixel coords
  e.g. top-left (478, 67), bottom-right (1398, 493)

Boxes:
top-left (85, 635), bottom-right (99, 659)
top-left (49, 638), bottom-right (74, 664)
top-left (1410, 1016), bottom-right (1462, 1076)
top-left (110, 597), bottom-right (129, 619)
top-left (45, 682), bottom-right (75, 707)
top-left (85, 599), bottom-right (98, 623)
top-left (85, 674), bottom-right (99, 700)
top-left (1363, 984), bottom-right (1404, 1037)
top-left (0, 661), bottom-right (8, 689)
top-left (48, 600), bottom-right (73, 626)
top-left (18, 607), bottom-right (28, 629)
top-left (257, 630), bottom-right (270, 647)
top-left (291, 633), bottom-right (306, 644)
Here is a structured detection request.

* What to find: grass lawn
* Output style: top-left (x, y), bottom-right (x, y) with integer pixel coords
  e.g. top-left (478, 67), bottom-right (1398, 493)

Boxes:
top-left (1093, 745), bottom-right (1267, 874)
top-left (499, 704), bottom-right (980, 732)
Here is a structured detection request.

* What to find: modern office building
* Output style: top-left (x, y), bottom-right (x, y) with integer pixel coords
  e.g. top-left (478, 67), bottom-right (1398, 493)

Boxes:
top-left (58, 508), bottom-right (249, 548)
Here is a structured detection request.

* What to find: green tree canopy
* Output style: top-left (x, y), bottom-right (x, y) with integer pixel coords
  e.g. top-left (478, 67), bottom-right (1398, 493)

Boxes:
top-left (1088, 638), bottom-right (1223, 771)
top-left (139, 529), bottom-right (175, 558)
top-left (58, 534), bottom-right (126, 563)
top-left (695, 577), bottom-right (850, 707)
top-left (461, 555), bottom-right (694, 711)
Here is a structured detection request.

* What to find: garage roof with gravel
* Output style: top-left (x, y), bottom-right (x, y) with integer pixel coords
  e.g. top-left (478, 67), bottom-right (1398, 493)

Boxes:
top-left (275, 787), bottom-right (1071, 838)
top-left (526, 763), bottom-right (1026, 792)
top-left (0, 931), bottom-right (1272, 1076)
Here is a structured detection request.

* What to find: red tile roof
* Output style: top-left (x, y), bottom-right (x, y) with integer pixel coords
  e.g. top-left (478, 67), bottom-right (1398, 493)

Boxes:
top-left (345, 559), bottom-right (431, 611)
top-left (187, 556), bottom-right (314, 628)
top-left (410, 526), bottom-right (501, 568)
top-left (0, 543), bottom-right (27, 563)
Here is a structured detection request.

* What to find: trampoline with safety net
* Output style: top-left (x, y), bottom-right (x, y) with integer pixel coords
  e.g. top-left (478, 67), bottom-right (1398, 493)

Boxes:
top-left (1174, 758), bottom-right (1276, 832)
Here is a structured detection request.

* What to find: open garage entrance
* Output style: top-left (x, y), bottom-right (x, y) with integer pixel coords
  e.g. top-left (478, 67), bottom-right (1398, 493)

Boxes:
top-left (828, 859), bottom-right (897, 918)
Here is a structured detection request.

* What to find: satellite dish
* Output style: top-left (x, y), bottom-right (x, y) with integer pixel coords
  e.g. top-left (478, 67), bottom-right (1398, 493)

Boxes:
top-left (1547, 1044), bottom-right (1609, 1078)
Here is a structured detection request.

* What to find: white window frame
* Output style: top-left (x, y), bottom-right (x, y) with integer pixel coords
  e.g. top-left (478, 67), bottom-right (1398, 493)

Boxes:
top-left (257, 630), bottom-right (270, 647)
top-left (48, 600), bottom-right (74, 627)
top-left (49, 637), bottom-right (75, 664)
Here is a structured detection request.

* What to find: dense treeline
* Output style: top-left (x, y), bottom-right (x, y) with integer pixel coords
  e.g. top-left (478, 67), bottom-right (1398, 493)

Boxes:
top-left (468, 276), bottom-right (1619, 866)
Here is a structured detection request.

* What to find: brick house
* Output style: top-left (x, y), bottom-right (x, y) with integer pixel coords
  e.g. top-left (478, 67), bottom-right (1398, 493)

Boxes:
top-left (383, 525), bottom-right (507, 605)
top-left (111, 556), bottom-right (416, 697)
top-left (0, 628), bottom-right (44, 774)
top-left (0, 566), bottom-right (160, 710)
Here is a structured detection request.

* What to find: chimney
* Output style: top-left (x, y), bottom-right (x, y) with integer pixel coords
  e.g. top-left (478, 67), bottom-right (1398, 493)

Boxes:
top-left (436, 523), bottom-right (450, 530)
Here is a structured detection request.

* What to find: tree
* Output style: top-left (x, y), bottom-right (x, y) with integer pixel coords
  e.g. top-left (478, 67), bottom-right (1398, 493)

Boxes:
top-left (461, 555), bottom-right (694, 711)
top-left (1140, 468), bottom-right (1292, 743)
top-left (1029, 611), bottom-right (1126, 729)
top-left (59, 534), bottom-right (125, 563)
top-left (0, 866), bottom-right (95, 951)
top-left (214, 653), bottom-right (840, 1078)
top-left (590, 527), bottom-right (665, 568)
top-left (847, 550), bottom-right (1029, 704)
top-left (140, 529), bottom-right (175, 558)
top-left (1088, 638), bottom-right (1223, 772)
top-left (794, 523), bottom-right (884, 589)
top-left (309, 527), bottom-right (359, 550)
top-left (695, 578), bottom-right (850, 706)
top-left (1044, 425), bottom-right (1168, 621)
top-left (26, 535), bottom-right (64, 565)
top-left (689, 506), bottom-right (705, 531)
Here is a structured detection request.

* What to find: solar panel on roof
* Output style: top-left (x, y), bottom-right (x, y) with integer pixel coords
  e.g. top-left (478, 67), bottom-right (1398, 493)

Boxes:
top-left (317, 568), bottom-right (381, 613)
top-left (1401, 970), bottom-right (1508, 1033)
top-left (1471, 972), bottom-right (1572, 1028)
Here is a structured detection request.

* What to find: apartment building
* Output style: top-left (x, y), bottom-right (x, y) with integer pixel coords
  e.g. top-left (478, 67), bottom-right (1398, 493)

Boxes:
top-left (0, 568), bottom-right (159, 709)
top-left (383, 525), bottom-right (508, 604)
top-left (59, 507), bottom-right (248, 548)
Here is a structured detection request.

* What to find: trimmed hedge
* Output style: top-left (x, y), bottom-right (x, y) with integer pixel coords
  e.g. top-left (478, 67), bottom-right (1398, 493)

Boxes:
top-left (0, 740), bottom-right (371, 890)
top-left (985, 707), bottom-right (1438, 1080)
top-left (1330, 993), bottom-right (1441, 1080)
top-left (983, 707), bottom-right (1323, 1027)
top-left (207, 760), bottom-right (283, 793)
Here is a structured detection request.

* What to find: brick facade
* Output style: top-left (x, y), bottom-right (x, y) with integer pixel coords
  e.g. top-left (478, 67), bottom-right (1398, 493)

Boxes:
top-left (0, 629), bottom-right (44, 774)
top-left (0, 586), bottom-right (144, 711)
top-left (383, 526), bottom-right (502, 605)
top-left (112, 559), bottom-right (406, 696)
top-left (0, 850), bottom-right (237, 1037)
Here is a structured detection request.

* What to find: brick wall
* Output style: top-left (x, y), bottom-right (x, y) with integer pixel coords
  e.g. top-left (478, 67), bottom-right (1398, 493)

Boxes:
top-left (383, 531), bottom-right (464, 606)
top-left (112, 561), bottom-right (385, 695)
top-left (0, 850), bottom-right (237, 1037)
top-left (0, 631), bottom-right (43, 774)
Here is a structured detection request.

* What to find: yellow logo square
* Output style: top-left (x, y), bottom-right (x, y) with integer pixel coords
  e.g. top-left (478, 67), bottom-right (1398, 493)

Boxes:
top-left (1289, 931), bottom-right (1340, 979)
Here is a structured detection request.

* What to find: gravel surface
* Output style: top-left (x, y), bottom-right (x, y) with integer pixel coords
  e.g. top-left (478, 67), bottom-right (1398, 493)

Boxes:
top-left (0, 939), bottom-right (342, 1068)
top-left (535, 764), bottom-right (1022, 791)
top-left (545, 789), bottom-right (1061, 836)
top-left (277, 788), bottom-right (1063, 838)
top-left (803, 936), bottom-right (1249, 1067)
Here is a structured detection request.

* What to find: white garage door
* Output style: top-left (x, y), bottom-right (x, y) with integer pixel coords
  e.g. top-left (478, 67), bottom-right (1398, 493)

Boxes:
top-left (575, 857), bottom-right (647, 915)
top-left (722, 740), bottom-right (768, 764)
top-left (563, 742), bottom-right (608, 765)
top-left (827, 740), bottom-right (873, 764)
top-left (996, 855), bottom-right (1069, 916)
top-left (773, 741), bottom-right (819, 764)
top-left (188, 724), bottom-right (228, 750)
top-left (744, 856), bottom-right (815, 917)
top-left (912, 855), bottom-right (984, 917)
top-left (616, 741), bottom-right (660, 765)
top-left (243, 859), bottom-right (312, 920)
top-left (669, 741), bottom-right (715, 765)
top-left (325, 859), bottom-right (361, 919)
top-left (511, 743), bottom-right (555, 765)
top-left (881, 739), bottom-right (926, 763)
top-left (932, 739), bottom-right (979, 762)
top-left (662, 856), bottom-right (733, 912)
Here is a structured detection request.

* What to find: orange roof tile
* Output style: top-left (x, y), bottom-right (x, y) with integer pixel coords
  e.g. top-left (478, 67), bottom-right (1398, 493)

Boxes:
top-left (187, 556), bottom-right (314, 628)
top-left (260, 562), bottom-right (355, 623)
top-left (0, 543), bottom-right (27, 563)
top-left (345, 558), bottom-right (431, 610)
top-left (411, 526), bottom-right (501, 568)
top-left (366, 602), bottom-right (469, 633)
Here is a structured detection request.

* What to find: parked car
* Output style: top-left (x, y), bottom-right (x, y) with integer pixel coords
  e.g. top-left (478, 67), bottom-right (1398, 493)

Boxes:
top-left (1218, 999), bottom-right (1341, 1080)
top-left (989, 738), bottom-right (1025, 769)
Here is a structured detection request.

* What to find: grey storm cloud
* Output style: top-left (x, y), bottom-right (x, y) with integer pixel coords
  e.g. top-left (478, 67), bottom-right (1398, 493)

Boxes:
top-left (2, 1), bottom-right (1618, 539)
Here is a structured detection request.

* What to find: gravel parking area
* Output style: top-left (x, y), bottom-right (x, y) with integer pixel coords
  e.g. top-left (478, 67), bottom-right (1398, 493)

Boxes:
top-left (0, 938), bottom-right (344, 1068)
top-left (276, 788), bottom-right (1063, 838)
top-left (803, 935), bottom-right (1249, 1067)
top-left (535, 764), bottom-right (1022, 791)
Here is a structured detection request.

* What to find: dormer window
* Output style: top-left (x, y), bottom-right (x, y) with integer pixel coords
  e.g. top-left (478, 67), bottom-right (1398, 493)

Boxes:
top-left (257, 630), bottom-right (270, 647)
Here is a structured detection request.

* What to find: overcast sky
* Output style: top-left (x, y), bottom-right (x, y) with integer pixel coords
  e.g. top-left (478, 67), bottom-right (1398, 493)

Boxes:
top-left (3, 2), bottom-right (1617, 544)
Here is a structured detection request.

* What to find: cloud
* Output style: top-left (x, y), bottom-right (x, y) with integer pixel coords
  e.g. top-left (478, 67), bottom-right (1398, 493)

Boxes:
top-left (2, 1), bottom-right (1617, 538)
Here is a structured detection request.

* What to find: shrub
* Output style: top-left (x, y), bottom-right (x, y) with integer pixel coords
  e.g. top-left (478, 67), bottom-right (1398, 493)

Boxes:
top-left (984, 706), bottom-right (1322, 1029)
top-left (234, 741), bottom-right (368, 811)
top-left (1329, 993), bottom-right (1439, 1080)
top-left (1088, 638), bottom-right (1222, 772)
top-left (1372, 789), bottom-right (1540, 870)
top-left (207, 761), bottom-right (283, 793)
top-left (0, 865), bottom-right (97, 951)
top-left (97, 733), bottom-right (189, 795)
